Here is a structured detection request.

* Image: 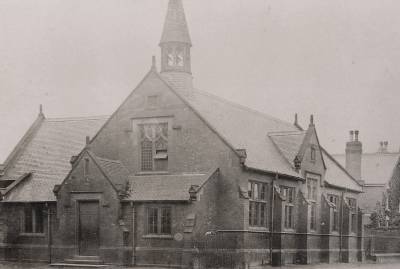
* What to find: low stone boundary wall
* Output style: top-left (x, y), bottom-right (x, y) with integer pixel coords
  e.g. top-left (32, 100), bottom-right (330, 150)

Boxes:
top-left (364, 227), bottom-right (400, 262)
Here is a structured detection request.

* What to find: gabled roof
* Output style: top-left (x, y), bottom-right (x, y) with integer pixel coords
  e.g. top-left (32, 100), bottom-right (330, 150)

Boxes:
top-left (160, 0), bottom-right (192, 45)
top-left (1, 116), bottom-right (107, 202)
top-left (88, 151), bottom-right (130, 191)
top-left (322, 148), bottom-right (362, 192)
top-left (125, 168), bottom-right (218, 201)
top-left (333, 152), bottom-right (400, 185)
top-left (268, 131), bottom-right (306, 169)
top-left (175, 87), bottom-right (302, 178)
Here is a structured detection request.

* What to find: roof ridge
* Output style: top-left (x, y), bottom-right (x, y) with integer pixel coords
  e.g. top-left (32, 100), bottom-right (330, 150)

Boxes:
top-left (268, 131), bottom-right (306, 136)
top-left (333, 152), bottom-right (400, 156)
top-left (192, 88), bottom-right (295, 128)
top-left (45, 115), bottom-right (109, 122)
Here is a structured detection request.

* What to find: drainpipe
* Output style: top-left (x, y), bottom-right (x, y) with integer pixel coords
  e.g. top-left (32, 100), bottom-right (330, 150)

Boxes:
top-left (339, 188), bottom-right (347, 262)
top-left (131, 202), bottom-right (136, 266)
top-left (46, 202), bottom-right (52, 263)
top-left (269, 173), bottom-right (277, 264)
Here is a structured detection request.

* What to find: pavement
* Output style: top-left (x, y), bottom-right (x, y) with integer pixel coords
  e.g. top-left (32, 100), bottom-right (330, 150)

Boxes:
top-left (0, 261), bottom-right (400, 269)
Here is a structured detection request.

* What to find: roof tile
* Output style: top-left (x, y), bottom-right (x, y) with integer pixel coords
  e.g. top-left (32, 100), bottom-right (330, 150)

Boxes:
top-left (2, 116), bottom-right (107, 202)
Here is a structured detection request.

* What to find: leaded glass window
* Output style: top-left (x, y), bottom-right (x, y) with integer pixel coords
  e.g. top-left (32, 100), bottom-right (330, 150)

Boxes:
top-left (139, 123), bottom-right (168, 171)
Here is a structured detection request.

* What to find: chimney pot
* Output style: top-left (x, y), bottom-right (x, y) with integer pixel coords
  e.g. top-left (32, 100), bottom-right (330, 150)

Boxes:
top-left (86, 136), bottom-right (90, 146)
top-left (310, 114), bottom-right (314, 126)
top-left (151, 55), bottom-right (157, 71)
top-left (350, 130), bottom-right (354, 142)
top-left (39, 104), bottom-right (44, 117)
top-left (355, 130), bottom-right (359, 142)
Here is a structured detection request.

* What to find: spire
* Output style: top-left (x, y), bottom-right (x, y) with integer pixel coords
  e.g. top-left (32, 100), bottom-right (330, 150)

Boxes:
top-left (160, 0), bottom-right (192, 46)
top-left (160, 0), bottom-right (192, 75)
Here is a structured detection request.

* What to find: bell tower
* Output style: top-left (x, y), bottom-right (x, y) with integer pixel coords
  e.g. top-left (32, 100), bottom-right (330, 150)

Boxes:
top-left (160, 0), bottom-right (192, 74)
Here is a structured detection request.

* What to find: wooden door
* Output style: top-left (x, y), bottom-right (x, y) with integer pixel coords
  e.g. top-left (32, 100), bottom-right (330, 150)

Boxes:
top-left (78, 201), bottom-right (99, 256)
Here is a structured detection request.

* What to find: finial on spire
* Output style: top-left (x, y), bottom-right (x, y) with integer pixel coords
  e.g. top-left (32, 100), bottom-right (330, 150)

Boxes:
top-left (294, 113), bottom-right (298, 125)
top-left (309, 114), bottom-right (314, 126)
top-left (39, 104), bottom-right (44, 117)
top-left (85, 136), bottom-right (90, 147)
top-left (151, 56), bottom-right (157, 71)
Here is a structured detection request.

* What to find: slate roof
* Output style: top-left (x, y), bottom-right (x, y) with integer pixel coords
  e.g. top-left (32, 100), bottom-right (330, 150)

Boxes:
top-left (89, 151), bottom-right (130, 191)
top-left (333, 152), bottom-right (400, 185)
top-left (1, 116), bottom-right (107, 202)
top-left (269, 131), bottom-right (306, 169)
top-left (322, 148), bottom-right (362, 192)
top-left (160, 0), bottom-right (192, 45)
top-left (176, 87), bottom-right (302, 178)
top-left (125, 170), bottom-right (216, 201)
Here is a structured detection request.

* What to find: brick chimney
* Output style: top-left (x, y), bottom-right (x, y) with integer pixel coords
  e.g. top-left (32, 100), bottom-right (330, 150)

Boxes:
top-left (345, 130), bottom-right (362, 182)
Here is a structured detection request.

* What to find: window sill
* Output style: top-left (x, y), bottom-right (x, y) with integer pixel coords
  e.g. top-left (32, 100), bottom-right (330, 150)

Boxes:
top-left (249, 227), bottom-right (269, 232)
top-left (283, 228), bottom-right (295, 233)
top-left (19, 233), bottom-right (45, 237)
top-left (142, 234), bottom-right (173, 239)
top-left (136, 171), bottom-right (169, 176)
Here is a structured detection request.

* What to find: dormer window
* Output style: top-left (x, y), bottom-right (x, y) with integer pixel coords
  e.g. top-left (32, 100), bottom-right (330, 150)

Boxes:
top-left (139, 123), bottom-right (168, 172)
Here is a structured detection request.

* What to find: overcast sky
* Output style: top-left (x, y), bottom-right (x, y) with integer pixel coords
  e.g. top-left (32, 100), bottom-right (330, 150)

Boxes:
top-left (1, 0), bottom-right (400, 163)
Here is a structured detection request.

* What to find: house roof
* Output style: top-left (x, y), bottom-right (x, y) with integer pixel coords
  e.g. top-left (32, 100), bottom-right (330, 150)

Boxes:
top-left (268, 131), bottom-right (306, 169)
top-left (333, 152), bottom-right (400, 185)
top-left (322, 148), bottom-right (362, 192)
top-left (160, 0), bottom-right (192, 45)
top-left (172, 86), bottom-right (302, 178)
top-left (89, 151), bottom-right (130, 191)
top-left (1, 116), bottom-right (107, 202)
top-left (125, 169), bottom-right (217, 201)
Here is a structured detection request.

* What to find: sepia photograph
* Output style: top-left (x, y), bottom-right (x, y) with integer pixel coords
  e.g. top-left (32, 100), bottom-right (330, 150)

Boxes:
top-left (0, 0), bottom-right (399, 268)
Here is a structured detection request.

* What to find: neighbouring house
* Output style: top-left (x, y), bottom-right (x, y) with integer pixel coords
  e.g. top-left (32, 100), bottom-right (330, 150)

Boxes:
top-left (386, 155), bottom-right (400, 224)
top-left (333, 133), bottom-right (400, 226)
top-left (0, 0), bottom-right (364, 267)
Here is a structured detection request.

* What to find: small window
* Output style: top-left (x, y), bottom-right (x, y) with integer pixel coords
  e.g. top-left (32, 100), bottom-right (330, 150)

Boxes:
top-left (23, 204), bottom-right (44, 234)
top-left (347, 198), bottom-right (357, 233)
top-left (147, 207), bottom-right (172, 235)
top-left (84, 158), bottom-right (90, 178)
top-left (310, 203), bottom-right (317, 231)
top-left (307, 178), bottom-right (318, 201)
top-left (310, 146), bottom-right (316, 161)
top-left (281, 186), bottom-right (296, 229)
top-left (147, 95), bottom-right (159, 108)
top-left (328, 194), bottom-right (339, 231)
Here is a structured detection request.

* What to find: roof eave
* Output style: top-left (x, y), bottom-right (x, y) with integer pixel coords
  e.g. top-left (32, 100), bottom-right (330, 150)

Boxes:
top-left (121, 199), bottom-right (190, 203)
top-left (324, 181), bottom-right (363, 193)
top-left (243, 165), bottom-right (304, 182)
